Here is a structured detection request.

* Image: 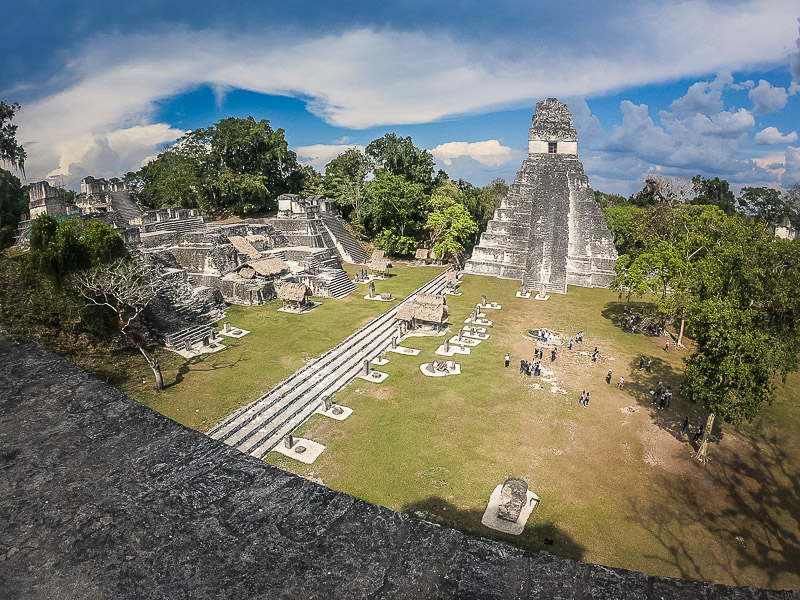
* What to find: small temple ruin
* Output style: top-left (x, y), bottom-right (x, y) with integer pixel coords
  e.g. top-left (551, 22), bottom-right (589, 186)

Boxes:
top-left (465, 98), bottom-right (618, 294)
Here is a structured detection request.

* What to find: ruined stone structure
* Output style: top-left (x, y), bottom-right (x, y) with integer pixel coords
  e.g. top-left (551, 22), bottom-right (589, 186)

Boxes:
top-left (76, 176), bottom-right (143, 223)
top-left (27, 180), bottom-right (80, 219)
top-left (465, 98), bottom-right (617, 294)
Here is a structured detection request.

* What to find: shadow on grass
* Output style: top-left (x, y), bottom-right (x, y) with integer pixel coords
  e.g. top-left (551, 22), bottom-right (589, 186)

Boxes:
top-left (402, 496), bottom-right (586, 562)
top-left (601, 301), bottom-right (663, 337)
top-left (624, 432), bottom-right (800, 588)
top-left (165, 353), bottom-right (248, 389)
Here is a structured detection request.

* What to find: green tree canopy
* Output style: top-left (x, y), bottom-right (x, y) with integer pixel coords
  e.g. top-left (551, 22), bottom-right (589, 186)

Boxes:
top-left (736, 186), bottom-right (797, 225)
top-left (0, 101), bottom-right (26, 174)
top-left (0, 168), bottom-right (27, 248)
top-left (125, 116), bottom-right (304, 215)
top-left (324, 148), bottom-right (372, 224)
top-left (365, 133), bottom-right (438, 190)
top-left (425, 194), bottom-right (478, 262)
top-left (364, 170), bottom-right (427, 255)
top-left (691, 175), bottom-right (736, 215)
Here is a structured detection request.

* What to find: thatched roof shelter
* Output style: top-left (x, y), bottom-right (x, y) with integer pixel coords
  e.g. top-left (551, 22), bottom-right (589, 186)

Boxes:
top-left (235, 257), bottom-right (290, 279)
top-left (396, 294), bottom-right (448, 326)
top-left (228, 236), bottom-right (261, 259)
top-left (277, 282), bottom-right (310, 303)
top-left (371, 249), bottom-right (386, 261)
top-left (368, 258), bottom-right (391, 272)
top-left (415, 248), bottom-right (429, 260)
top-left (445, 270), bottom-right (460, 283)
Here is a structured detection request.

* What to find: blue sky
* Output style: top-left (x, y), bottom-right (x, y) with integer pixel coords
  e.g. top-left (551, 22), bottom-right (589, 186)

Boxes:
top-left (2, 0), bottom-right (799, 195)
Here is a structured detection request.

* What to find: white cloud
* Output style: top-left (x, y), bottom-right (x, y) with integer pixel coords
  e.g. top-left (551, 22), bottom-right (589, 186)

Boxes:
top-left (669, 71), bottom-right (732, 115)
top-left (430, 140), bottom-right (522, 167)
top-left (754, 126), bottom-right (798, 145)
top-left (748, 80), bottom-right (788, 114)
top-left (12, 0), bottom-right (800, 187)
top-left (294, 143), bottom-right (365, 172)
top-left (783, 146), bottom-right (800, 187)
top-left (688, 109), bottom-right (754, 137)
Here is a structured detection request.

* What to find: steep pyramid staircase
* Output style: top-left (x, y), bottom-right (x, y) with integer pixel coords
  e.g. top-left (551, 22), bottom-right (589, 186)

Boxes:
top-left (321, 213), bottom-right (369, 264)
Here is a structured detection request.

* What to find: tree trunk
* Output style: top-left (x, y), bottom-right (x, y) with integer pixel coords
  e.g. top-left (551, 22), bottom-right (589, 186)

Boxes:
top-left (693, 413), bottom-right (715, 464)
top-left (137, 343), bottom-right (164, 391)
top-left (677, 319), bottom-right (685, 347)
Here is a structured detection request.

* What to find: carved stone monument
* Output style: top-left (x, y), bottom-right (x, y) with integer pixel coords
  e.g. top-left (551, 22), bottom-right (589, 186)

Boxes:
top-left (498, 478), bottom-right (528, 522)
top-left (465, 98), bottom-right (618, 293)
top-left (369, 281), bottom-right (376, 298)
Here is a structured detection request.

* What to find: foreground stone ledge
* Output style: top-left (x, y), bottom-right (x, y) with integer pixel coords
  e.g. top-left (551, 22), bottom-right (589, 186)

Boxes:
top-left (0, 330), bottom-right (797, 599)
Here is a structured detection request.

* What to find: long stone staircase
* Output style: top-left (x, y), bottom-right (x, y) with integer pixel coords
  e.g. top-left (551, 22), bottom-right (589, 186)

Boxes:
top-left (321, 213), bottom-right (370, 264)
top-left (208, 269), bottom-right (450, 459)
top-left (326, 269), bottom-right (357, 298)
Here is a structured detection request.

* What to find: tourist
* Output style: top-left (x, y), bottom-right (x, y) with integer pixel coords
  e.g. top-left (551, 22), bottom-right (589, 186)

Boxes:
top-left (606, 369), bottom-right (612, 384)
top-left (568, 339), bottom-right (573, 351)
top-left (592, 347), bottom-right (599, 362)
top-left (665, 388), bottom-right (672, 408)
top-left (505, 353), bottom-right (510, 368)
top-left (659, 392), bottom-right (667, 409)
top-left (681, 416), bottom-right (689, 434)
top-left (617, 376), bottom-right (625, 389)
top-left (646, 359), bottom-right (652, 373)
top-left (639, 356), bottom-right (645, 370)
top-left (579, 390), bottom-right (585, 405)
top-left (551, 348), bottom-right (557, 362)
top-left (584, 391), bottom-right (590, 407)
top-left (519, 359), bottom-right (525, 374)
top-left (693, 424), bottom-right (705, 442)
top-left (664, 341), bottom-right (670, 352)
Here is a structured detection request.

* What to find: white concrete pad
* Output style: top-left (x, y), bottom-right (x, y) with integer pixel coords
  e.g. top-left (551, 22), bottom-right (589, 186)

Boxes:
top-left (450, 336), bottom-right (479, 347)
top-left (445, 290), bottom-right (463, 296)
top-left (464, 318), bottom-right (493, 326)
top-left (218, 327), bottom-right (251, 339)
top-left (481, 484), bottom-right (540, 535)
top-left (419, 363), bottom-right (462, 377)
top-left (169, 341), bottom-right (226, 359)
top-left (479, 303), bottom-right (502, 310)
top-left (364, 295), bottom-right (394, 302)
top-left (464, 331), bottom-right (489, 340)
top-left (435, 344), bottom-right (471, 356)
top-left (278, 301), bottom-right (322, 314)
top-left (516, 292), bottom-right (531, 298)
top-left (272, 438), bottom-right (325, 464)
top-left (388, 346), bottom-right (421, 356)
top-left (315, 404), bottom-right (353, 421)
top-left (371, 357), bottom-right (390, 366)
top-left (357, 370), bottom-right (389, 383)
top-left (534, 294), bottom-right (550, 301)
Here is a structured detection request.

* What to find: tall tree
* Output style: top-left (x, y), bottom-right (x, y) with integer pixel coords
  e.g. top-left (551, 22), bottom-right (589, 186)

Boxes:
top-left (366, 133), bottom-right (437, 189)
top-left (0, 168), bottom-right (27, 248)
top-left (0, 101), bottom-right (26, 174)
top-left (683, 220), bottom-right (800, 462)
top-left (125, 116), bottom-right (303, 215)
top-left (425, 194), bottom-right (477, 262)
top-left (736, 186), bottom-right (796, 225)
top-left (324, 148), bottom-right (372, 224)
top-left (691, 175), bottom-right (736, 215)
top-left (364, 170), bottom-right (427, 255)
top-left (73, 258), bottom-right (164, 390)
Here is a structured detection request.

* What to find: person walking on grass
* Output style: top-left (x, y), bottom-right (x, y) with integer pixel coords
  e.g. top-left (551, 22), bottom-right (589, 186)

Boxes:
top-left (606, 369), bottom-right (613, 384)
top-left (646, 358), bottom-right (652, 373)
top-left (584, 392), bottom-right (590, 407)
top-left (639, 356), bottom-right (645, 370)
top-left (579, 390), bottom-right (585, 405)
top-left (664, 341), bottom-right (670, 352)
top-left (505, 353), bottom-right (510, 368)
top-left (568, 339), bottom-right (573, 351)
top-left (681, 416), bottom-right (689, 434)
top-left (617, 376), bottom-right (625, 389)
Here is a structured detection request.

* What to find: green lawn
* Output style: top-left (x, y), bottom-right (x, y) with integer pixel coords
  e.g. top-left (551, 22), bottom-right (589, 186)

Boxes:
top-left (264, 274), bottom-right (800, 590)
top-left (114, 264), bottom-right (446, 431)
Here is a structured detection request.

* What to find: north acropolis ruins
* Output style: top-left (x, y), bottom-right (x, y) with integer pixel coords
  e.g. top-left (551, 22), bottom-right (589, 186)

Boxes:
top-left (465, 98), bottom-right (618, 293)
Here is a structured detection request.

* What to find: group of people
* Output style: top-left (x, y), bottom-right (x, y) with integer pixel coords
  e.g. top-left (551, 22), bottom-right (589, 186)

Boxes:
top-left (652, 381), bottom-right (673, 409)
top-left (519, 358), bottom-right (543, 377)
top-left (638, 356), bottom-right (653, 372)
top-left (579, 389), bottom-right (591, 407)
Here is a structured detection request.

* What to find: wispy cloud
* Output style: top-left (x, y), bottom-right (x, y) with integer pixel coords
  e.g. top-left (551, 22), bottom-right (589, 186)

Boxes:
top-left (12, 0), bottom-right (799, 187)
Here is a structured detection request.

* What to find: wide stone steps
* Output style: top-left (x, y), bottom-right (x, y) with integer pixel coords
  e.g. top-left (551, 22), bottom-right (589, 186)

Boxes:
top-left (327, 269), bottom-right (357, 298)
top-left (321, 214), bottom-right (369, 264)
top-left (208, 269), bottom-right (449, 458)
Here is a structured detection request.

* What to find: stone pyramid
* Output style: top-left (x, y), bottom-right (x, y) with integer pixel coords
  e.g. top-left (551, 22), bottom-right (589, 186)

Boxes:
top-left (464, 98), bottom-right (617, 294)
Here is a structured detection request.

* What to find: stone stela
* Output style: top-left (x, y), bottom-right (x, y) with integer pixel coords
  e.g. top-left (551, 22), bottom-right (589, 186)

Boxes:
top-left (465, 98), bottom-right (618, 294)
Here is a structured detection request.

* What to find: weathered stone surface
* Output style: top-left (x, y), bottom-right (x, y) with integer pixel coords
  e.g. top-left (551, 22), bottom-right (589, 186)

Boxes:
top-left (0, 331), bottom-right (797, 599)
top-left (465, 98), bottom-right (618, 293)
top-left (498, 478), bottom-right (528, 522)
